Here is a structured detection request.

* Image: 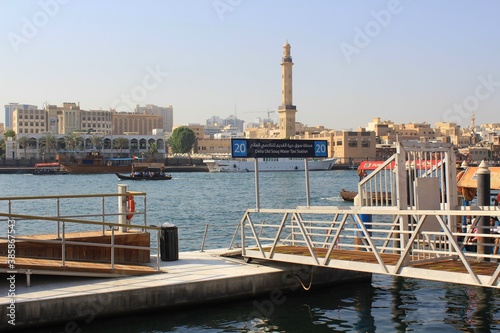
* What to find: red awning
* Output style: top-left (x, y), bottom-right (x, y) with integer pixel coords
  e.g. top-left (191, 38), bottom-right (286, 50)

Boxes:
top-left (358, 160), bottom-right (441, 171)
top-left (35, 162), bottom-right (60, 168)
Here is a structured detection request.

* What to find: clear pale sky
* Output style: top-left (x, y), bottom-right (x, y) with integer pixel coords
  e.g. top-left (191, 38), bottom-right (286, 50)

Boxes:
top-left (1, 0), bottom-right (499, 130)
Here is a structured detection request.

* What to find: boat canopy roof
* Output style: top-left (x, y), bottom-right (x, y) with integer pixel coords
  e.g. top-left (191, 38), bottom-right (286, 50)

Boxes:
top-left (357, 160), bottom-right (441, 171)
top-left (35, 162), bottom-right (60, 168)
top-left (457, 166), bottom-right (500, 190)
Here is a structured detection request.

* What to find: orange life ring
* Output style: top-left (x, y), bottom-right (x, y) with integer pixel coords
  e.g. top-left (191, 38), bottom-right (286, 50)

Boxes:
top-left (126, 195), bottom-right (135, 221)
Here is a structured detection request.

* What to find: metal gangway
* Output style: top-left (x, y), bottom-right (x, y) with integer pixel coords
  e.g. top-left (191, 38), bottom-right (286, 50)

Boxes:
top-left (231, 142), bottom-right (500, 289)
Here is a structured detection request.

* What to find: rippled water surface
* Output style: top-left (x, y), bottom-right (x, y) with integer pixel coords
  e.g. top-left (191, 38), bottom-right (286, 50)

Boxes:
top-left (1, 171), bottom-right (500, 332)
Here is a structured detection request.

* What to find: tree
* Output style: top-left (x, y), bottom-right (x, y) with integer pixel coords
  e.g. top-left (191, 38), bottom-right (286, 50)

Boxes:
top-left (148, 142), bottom-right (158, 161)
top-left (0, 138), bottom-right (5, 159)
top-left (3, 129), bottom-right (16, 140)
top-left (90, 135), bottom-right (103, 152)
top-left (113, 137), bottom-right (129, 157)
top-left (18, 136), bottom-right (29, 158)
top-left (169, 127), bottom-right (195, 154)
top-left (64, 132), bottom-right (83, 153)
top-left (39, 133), bottom-right (57, 159)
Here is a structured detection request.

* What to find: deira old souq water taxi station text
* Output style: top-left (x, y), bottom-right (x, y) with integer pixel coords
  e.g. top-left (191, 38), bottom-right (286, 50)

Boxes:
top-left (248, 142), bottom-right (313, 155)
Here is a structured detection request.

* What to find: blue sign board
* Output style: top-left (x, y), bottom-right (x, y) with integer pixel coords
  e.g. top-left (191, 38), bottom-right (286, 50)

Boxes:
top-left (231, 139), bottom-right (328, 158)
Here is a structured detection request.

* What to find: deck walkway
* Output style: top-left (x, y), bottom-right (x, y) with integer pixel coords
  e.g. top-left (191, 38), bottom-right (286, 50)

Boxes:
top-left (0, 250), bottom-right (369, 331)
top-left (0, 256), bottom-right (157, 279)
top-left (268, 246), bottom-right (499, 277)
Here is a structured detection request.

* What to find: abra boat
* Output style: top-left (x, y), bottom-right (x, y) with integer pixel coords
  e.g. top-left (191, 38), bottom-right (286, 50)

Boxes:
top-left (59, 152), bottom-right (149, 174)
top-left (115, 171), bottom-right (172, 180)
top-left (203, 157), bottom-right (337, 172)
top-left (115, 163), bottom-right (172, 180)
top-left (33, 162), bottom-right (69, 175)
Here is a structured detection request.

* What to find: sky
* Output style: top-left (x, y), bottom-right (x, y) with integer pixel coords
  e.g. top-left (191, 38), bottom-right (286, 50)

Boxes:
top-left (1, 0), bottom-right (499, 130)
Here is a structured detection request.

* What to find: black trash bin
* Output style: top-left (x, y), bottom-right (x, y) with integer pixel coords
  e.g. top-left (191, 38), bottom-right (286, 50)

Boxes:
top-left (160, 223), bottom-right (179, 261)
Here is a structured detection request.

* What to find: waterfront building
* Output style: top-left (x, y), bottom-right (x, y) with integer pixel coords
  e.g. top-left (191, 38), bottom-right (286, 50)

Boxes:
top-left (4, 103), bottom-right (38, 129)
top-left (80, 109), bottom-right (113, 135)
top-left (6, 133), bottom-right (166, 161)
top-left (111, 111), bottom-right (163, 135)
top-left (366, 117), bottom-right (394, 138)
top-left (136, 104), bottom-right (173, 133)
top-left (244, 124), bottom-right (280, 138)
top-left (278, 41), bottom-right (297, 139)
top-left (434, 122), bottom-right (470, 147)
top-left (174, 124), bottom-right (205, 139)
top-left (12, 108), bottom-right (47, 135)
top-left (379, 122), bottom-right (437, 144)
top-left (331, 129), bottom-right (377, 164)
top-left (196, 137), bottom-right (231, 155)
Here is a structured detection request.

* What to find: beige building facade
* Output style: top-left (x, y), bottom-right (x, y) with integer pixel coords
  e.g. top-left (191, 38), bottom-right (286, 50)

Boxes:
top-left (136, 104), bottom-right (174, 133)
top-left (112, 111), bottom-right (163, 135)
top-left (196, 138), bottom-right (231, 155)
top-left (331, 129), bottom-right (377, 164)
top-left (12, 108), bottom-right (47, 135)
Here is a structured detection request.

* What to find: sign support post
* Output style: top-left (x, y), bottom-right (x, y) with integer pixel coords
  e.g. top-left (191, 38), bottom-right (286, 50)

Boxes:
top-left (231, 139), bottom-right (328, 209)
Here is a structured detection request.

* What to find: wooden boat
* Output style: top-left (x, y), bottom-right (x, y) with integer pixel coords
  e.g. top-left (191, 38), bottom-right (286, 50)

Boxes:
top-left (340, 189), bottom-right (357, 202)
top-left (33, 162), bottom-right (69, 175)
top-left (340, 189), bottom-right (391, 203)
top-left (115, 172), bottom-right (172, 181)
top-left (115, 163), bottom-right (172, 180)
top-left (59, 152), bottom-right (166, 174)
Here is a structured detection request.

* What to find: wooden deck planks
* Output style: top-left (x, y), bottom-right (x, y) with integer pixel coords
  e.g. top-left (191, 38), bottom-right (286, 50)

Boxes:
top-left (265, 245), bottom-right (499, 276)
top-left (0, 255), bottom-right (158, 276)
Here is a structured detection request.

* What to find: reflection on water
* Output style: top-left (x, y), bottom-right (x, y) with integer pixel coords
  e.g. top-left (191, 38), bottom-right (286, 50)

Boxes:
top-left (22, 274), bottom-right (500, 333)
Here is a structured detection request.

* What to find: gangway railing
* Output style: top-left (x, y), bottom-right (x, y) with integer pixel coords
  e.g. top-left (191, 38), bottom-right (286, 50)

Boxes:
top-left (0, 190), bottom-right (161, 285)
top-left (230, 205), bottom-right (500, 288)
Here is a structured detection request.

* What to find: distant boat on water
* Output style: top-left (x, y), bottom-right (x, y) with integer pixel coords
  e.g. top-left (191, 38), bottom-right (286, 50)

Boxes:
top-left (203, 157), bottom-right (337, 172)
top-left (33, 162), bottom-right (68, 175)
top-left (59, 152), bottom-right (161, 174)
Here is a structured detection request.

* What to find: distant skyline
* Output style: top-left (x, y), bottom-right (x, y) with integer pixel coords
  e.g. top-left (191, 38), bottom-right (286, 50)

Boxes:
top-left (1, 0), bottom-right (499, 130)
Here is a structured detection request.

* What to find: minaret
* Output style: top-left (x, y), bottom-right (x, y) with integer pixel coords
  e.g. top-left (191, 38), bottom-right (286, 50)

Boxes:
top-left (470, 111), bottom-right (476, 130)
top-left (278, 41), bottom-right (297, 139)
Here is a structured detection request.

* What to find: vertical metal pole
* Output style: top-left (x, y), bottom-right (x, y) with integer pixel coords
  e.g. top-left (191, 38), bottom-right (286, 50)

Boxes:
top-left (143, 194), bottom-right (147, 230)
top-left (111, 227), bottom-right (115, 269)
top-left (57, 198), bottom-right (61, 239)
top-left (254, 159), bottom-right (260, 210)
top-left (156, 229), bottom-right (160, 271)
top-left (118, 184), bottom-right (128, 232)
top-left (477, 160), bottom-right (491, 260)
top-left (200, 224), bottom-right (209, 252)
top-left (101, 196), bottom-right (105, 235)
top-left (61, 222), bottom-right (65, 266)
top-left (305, 159), bottom-right (310, 207)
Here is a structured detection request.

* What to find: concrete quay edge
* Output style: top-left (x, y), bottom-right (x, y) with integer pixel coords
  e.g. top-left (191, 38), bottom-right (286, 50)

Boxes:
top-left (0, 249), bottom-right (371, 331)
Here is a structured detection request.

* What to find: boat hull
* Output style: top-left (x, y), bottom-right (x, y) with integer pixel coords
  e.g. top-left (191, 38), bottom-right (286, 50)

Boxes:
top-left (115, 173), bottom-right (172, 180)
top-left (61, 164), bottom-right (134, 174)
top-left (203, 158), bottom-right (337, 172)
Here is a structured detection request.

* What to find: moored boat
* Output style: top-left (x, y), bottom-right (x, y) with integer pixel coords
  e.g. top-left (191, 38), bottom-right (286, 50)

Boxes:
top-left (59, 152), bottom-right (155, 174)
top-left (33, 162), bottom-right (69, 175)
top-left (203, 157), bottom-right (337, 172)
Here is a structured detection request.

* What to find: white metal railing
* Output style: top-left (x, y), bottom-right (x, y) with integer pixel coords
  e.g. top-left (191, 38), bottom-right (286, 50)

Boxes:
top-left (358, 155), bottom-right (396, 207)
top-left (231, 205), bottom-right (500, 288)
top-left (0, 190), bottom-right (161, 283)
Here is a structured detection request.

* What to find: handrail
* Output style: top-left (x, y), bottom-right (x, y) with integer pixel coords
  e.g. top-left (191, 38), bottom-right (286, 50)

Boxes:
top-left (236, 205), bottom-right (500, 288)
top-left (0, 190), bottom-right (160, 275)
